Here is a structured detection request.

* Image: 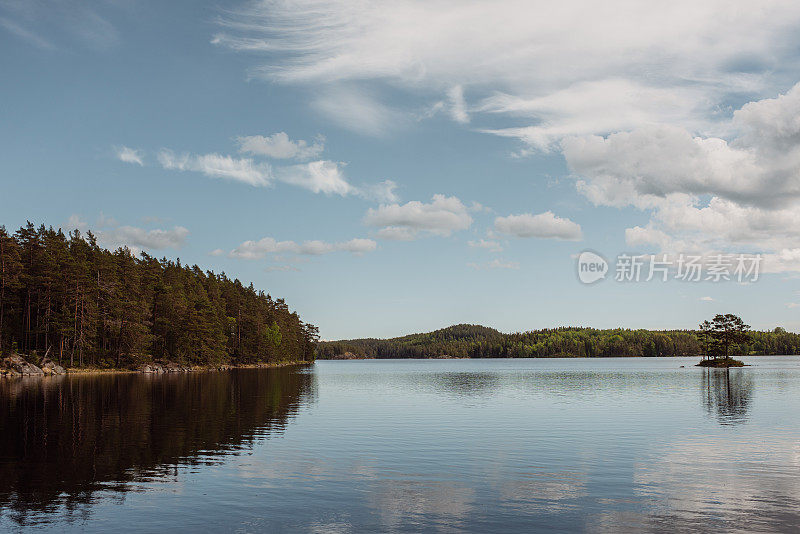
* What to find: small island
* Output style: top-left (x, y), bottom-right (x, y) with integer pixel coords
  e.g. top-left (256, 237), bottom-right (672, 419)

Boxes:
top-left (697, 358), bottom-right (745, 368)
top-left (695, 313), bottom-right (750, 367)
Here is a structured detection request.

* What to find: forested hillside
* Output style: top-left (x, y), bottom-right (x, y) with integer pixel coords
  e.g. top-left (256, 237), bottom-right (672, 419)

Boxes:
top-left (0, 223), bottom-right (318, 368)
top-left (317, 324), bottom-right (800, 359)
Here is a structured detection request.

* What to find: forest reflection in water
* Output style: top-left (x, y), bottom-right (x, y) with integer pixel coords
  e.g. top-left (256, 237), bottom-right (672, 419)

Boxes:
top-left (0, 367), bottom-right (315, 526)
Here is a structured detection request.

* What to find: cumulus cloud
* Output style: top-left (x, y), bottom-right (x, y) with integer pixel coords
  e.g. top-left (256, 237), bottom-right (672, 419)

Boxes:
top-left (494, 211), bottom-right (583, 241)
top-left (565, 82), bottom-right (800, 272)
top-left (375, 226), bottom-right (417, 241)
top-left (275, 160), bottom-right (354, 196)
top-left (365, 195), bottom-right (473, 239)
top-left (213, 0), bottom-right (800, 142)
top-left (237, 132), bottom-right (324, 160)
top-left (229, 236), bottom-right (376, 260)
top-left (115, 146), bottom-right (144, 166)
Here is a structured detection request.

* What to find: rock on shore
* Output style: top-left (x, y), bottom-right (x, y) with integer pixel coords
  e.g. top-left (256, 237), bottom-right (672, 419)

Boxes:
top-left (1, 354), bottom-right (45, 376)
top-left (40, 357), bottom-right (66, 375)
top-left (138, 361), bottom-right (190, 373)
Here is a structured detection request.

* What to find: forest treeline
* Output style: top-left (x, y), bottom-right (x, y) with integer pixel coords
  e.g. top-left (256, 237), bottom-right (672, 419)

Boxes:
top-left (317, 323), bottom-right (800, 359)
top-left (0, 222), bottom-right (318, 368)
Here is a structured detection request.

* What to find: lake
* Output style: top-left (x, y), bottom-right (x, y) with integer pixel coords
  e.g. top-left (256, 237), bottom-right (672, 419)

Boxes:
top-left (1, 357), bottom-right (799, 533)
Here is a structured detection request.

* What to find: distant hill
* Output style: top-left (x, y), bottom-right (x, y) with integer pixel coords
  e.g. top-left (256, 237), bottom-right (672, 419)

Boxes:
top-left (317, 323), bottom-right (800, 359)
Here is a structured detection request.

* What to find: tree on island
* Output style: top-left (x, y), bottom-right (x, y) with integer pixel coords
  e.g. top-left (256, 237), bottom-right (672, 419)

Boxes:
top-left (698, 313), bottom-right (751, 361)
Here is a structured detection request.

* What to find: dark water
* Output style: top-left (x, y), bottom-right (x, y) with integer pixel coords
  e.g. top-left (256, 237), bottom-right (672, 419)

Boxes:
top-left (1, 357), bottom-right (799, 533)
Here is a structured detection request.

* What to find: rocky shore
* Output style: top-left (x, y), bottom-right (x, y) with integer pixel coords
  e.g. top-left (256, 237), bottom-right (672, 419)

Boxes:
top-left (0, 354), bottom-right (310, 378)
top-left (1, 354), bottom-right (66, 377)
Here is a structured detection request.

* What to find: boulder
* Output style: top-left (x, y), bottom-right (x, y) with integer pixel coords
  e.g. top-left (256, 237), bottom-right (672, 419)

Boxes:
top-left (2, 355), bottom-right (44, 376)
top-left (163, 361), bottom-right (186, 373)
top-left (40, 357), bottom-right (66, 375)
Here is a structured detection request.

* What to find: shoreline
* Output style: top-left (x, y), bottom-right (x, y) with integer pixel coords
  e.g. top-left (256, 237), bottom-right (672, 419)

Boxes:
top-left (1, 360), bottom-right (313, 378)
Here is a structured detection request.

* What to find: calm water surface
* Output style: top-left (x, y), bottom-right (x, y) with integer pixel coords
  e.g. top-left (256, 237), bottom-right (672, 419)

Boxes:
top-left (1, 357), bottom-right (800, 533)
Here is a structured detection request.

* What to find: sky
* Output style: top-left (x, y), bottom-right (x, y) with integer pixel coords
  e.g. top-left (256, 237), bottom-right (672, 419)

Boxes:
top-left (2, 0), bottom-right (800, 339)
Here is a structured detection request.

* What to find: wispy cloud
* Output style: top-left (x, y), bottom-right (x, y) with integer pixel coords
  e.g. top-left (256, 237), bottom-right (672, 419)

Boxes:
top-left (468, 239), bottom-right (503, 252)
top-left (158, 150), bottom-right (272, 187)
top-left (0, 17), bottom-right (53, 49)
top-left (213, 0), bottom-right (800, 145)
top-left (115, 146), bottom-right (144, 166)
top-left (468, 259), bottom-right (520, 270)
top-left (66, 214), bottom-right (188, 252)
top-left (237, 132), bottom-right (325, 160)
top-left (1, 2), bottom-right (119, 49)
top-left (126, 144), bottom-right (397, 201)
top-left (229, 236), bottom-right (377, 260)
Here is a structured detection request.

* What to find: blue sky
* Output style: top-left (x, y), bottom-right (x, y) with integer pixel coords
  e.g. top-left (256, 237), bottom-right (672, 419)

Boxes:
top-left (2, 0), bottom-right (800, 339)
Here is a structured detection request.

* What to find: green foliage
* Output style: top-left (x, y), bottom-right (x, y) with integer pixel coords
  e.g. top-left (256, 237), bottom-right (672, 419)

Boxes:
top-left (697, 313), bottom-right (751, 359)
top-left (0, 222), bottom-right (318, 367)
top-left (318, 322), bottom-right (797, 359)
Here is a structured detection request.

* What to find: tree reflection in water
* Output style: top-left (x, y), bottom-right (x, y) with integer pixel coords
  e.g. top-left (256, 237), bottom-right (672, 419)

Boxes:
top-left (0, 367), bottom-right (315, 526)
top-left (702, 368), bottom-right (753, 425)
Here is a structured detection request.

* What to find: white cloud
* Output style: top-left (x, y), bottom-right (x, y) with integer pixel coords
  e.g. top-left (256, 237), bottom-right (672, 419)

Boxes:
top-left (115, 146), bottom-right (144, 166)
top-left (447, 85), bottom-right (469, 124)
top-left (237, 132), bottom-right (324, 160)
top-left (104, 226), bottom-right (189, 251)
top-left (482, 79), bottom-right (708, 151)
top-left (700, 296), bottom-right (715, 302)
top-left (265, 264), bottom-right (301, 273)
top-left (494, 211), bottom-right (583, 241)
top-left (311, 86), bottom-right (405, 136)
top-left (276, 160), bottom-right (354, 196)
top-left (365, 194), bottom-right (473, 239)
top-left (158, 150), bottom-right (272, 187)
top-left (0, 17), bottom-right (53, 49)
top-left (213, 0), bottom-right (800, 143)
top-left (66, 214), bottom-right (188, 251)
top-left (375, 226), bottom-right (417, 241)
top-left (566, 82), bottom-right (800, 272)
top-left (1, 3), bottom-right (119, 50)
top-left (229, 236), bottom-right (377, 260)
top-left (358, 179), bottom-right (399, 203)
top-left (156, 147), bottom-right (393, 200)
top-left (468, 239), bottom-right (503, 252)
